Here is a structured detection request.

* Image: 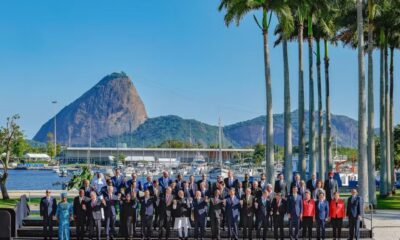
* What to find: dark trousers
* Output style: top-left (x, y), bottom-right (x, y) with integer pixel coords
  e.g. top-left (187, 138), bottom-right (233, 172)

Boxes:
top-left (242, 215), bottom-right (254, 239)
top-left (141, 215), bottom-right (153, 239)
top-left (348, 216), bottom-right (360, 240)
top-left (42, 216), bottom-right (53, 239)
top-left (316, 219), bottom-right (326, 239)
top-left (289, 216), bottom-right (300, 240)
top-left (210, 216), bottom-right (221, 239)
top-left (227, 218), bottom-right (239, 240)
top-left (106, 215), bottom-right (116, 238)
top-left (194, 218), bottom-right (206, 239)
top-left (273, 215), bottom-right (284, 240)
top-left (256, 215), bottom-right (269, 240)
top-left (331, 218), bottom-right (343, 239)
top-left (126, 216), bottom-right (137, 238)
top-left (302, 216), bottom-right (313, 239)
top-left (75, 219), bottom-right (86, 240)
top-left (158, 214), bottom-right (171, 239)
top-left (88, 218), bottom-right (102, 240)
top-left (153, 207), bottom-right (159, 229)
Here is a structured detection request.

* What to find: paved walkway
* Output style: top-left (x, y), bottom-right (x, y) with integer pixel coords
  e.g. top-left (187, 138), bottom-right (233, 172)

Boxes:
top-left (364, 209), bottom-right (400, 240)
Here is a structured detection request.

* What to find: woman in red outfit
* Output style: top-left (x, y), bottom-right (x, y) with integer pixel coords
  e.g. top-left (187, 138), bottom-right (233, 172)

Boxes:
top-left (329, 191), bottom-right (346, 240)
top-left (301, 190), bottom-right (315, 240)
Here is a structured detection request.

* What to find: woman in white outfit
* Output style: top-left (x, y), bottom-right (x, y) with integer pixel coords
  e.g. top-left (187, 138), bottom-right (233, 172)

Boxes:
top-left (173, 190), bottom-right (192, 240)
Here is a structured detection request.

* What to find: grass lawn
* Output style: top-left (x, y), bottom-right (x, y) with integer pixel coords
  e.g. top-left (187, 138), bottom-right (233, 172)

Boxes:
top-left (377, 192), bottom-right (400, 210)
top-left (0, 199), bottom-right (19, 208)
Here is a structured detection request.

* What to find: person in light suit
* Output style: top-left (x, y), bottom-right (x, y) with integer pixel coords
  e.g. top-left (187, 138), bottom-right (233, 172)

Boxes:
top-left (40, 190), bottom-right (57, 240)
top-left (288, 185), bottom-right (303, 240)
top-left (315, 192), bottom-right (329, 240)
top-left (87, 191), bottom-right (105, 240)
top-left (347, 188), bottom-right (363, 240)
top-left (224, 188), bottom-right (240, 240)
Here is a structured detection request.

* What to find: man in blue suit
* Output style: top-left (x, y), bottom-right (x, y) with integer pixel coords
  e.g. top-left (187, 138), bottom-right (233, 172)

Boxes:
top-left (111, 168), bottom-right (125, 193)
top-left (193, 191), bottom-right (209, 240)
top-left (158, 171), bottom-right (172, 192)
top-left (126, 172), bottom-right (142, 191)
top-left (224, 187), bottom-right (240, 240)
top-left (347, 188), bottom-right (363, 240)
top-left (142, 175), bottom-right (153, 191)
top-left (288, 185), bottom-right (303, 240)
top-left (315, 192), bottom-right (329, 240)
top-left (40, 190), bottom-right (57, 240)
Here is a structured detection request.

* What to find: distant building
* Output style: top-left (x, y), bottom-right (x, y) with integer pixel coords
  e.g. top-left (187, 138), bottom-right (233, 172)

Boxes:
top-left (23, 153), bottom-right (51, 162)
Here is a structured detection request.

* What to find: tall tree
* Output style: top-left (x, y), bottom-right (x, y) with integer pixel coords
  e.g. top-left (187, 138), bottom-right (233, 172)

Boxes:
top-left (356, 0), bottom-right (369, 202)
top-left (0, 115), bottom-right (23, 200)
top-left (219, 0), bottom-right (292, 185)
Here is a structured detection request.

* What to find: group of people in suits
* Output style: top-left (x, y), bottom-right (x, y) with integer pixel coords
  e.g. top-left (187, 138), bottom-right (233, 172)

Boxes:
top-left (40, 169), bottom-right (364, 240)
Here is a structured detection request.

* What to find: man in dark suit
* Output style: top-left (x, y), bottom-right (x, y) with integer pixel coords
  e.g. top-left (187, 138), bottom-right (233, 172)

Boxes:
top-left (288, 185), bottom-right (303, 240)
top-left (197, 173), bottom-right (211, 190)
top-left (87, 191), bottom-right (105, 240)
top-left (83, 179), bottom-right (94, 198)
top-left (126, 172), bottom-right (142, 191)
top-left (259, 173), bottom-right (268, 191)
top-left (290, 173), bottom-right (302, 195)
top-left (188, 175), bottom-right (198, 194)
top-left (209, 189), bottom-right (224, 240)
top-left (193, 191), bottom-right (208, 240)
top-left (324, 171), bottom-right (339, 202)
top-left (40, 190), bottom-right (57, 240)
top-left (158, 187), bottom-right (174, 239)
top-left (224, 170), bottom-right (239, 189)
top-left (271, 193), bottom-right (287, 240)
top-left (347, 188), bottom-right (363, 240)
top-left (306, 173), bottom-right (318, 197)
top-left (151, 180), bottom-right (161, 229)
top-left (103, 186), bottom-right (120, 240)
top-left (315, 192), bottom-right (329, 240)
top-left (198, 181), bottom-right (210, 198)
top-left (224, 187), bottom-right (240, 240)
top-left (274, 174), bottom-right (288, 198)
top-left (251, 181), bottom-right (262, 199)
top-left (240, 188), bottom-right (255, 240)
top-left (111, 168), bottom-right (125, 193)
top-left (242, 173), bottom-right (252, 190)
top-left (182, 181), bottom-right (194, 199)
top-left (73, 188), bottom-right (89, 240)
top-left (140, 190), bottom-right (155, 240)
top-left (175, 174), bottom-right (184, 190)
top-left (255, 189), bottom-right (271, 240)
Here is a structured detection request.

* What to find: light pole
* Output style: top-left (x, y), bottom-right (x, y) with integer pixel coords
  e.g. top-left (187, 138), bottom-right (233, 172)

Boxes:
top-left (52, 100), bottom-right (58, 162)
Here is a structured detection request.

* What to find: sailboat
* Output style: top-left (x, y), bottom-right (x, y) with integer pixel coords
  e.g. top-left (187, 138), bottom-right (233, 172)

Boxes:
top-left (208, 118), bottom-right (229, 179)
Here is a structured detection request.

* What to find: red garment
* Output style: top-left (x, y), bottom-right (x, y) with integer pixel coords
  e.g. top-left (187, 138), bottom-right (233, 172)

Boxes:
top-left (302, 199), bottom-right (315, 217)
top-left (330, 199), bottom-right (346, 218)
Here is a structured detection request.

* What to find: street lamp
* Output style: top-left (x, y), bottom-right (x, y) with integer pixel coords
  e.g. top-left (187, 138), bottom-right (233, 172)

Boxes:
top-left (52, 100), bottom-right (58, 162)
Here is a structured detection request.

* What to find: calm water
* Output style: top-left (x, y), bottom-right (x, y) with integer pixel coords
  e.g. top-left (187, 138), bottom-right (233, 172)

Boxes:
top-left (6, 170), bottom-right (71, 190)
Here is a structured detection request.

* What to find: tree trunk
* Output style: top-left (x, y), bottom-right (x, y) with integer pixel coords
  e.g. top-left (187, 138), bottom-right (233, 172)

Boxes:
top-left (389, 46), bottom-right (395, 194)
top-left (298, 22), bottom-right (306, 181)
top-left (308, 17), bottom-right (316, 178)
top-left (356, 0), bottom-right (369, 202)
top-left (0, 172), bottom-right (10, 200)
top-left (283, 38), bottom-right (293, 183)
top-left (367, 16), bottom-right (377, 206)
top-left (384, 44), bottom-right (391, 196)
top-left (379, 46), bottom-right (388, 197)
top-left (317, 39), bottom-right (324, 181)
top-left (324, 40), bottom-right (332, 174)
top-left (263, 28), bottom-right (275, 185)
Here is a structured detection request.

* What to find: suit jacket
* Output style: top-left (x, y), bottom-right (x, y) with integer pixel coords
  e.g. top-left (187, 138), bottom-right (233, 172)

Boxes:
top-left (251, 187), bottom-right (262, 199)
top-left (111, 175), bottom-right (126, 192)
top-left (126, 179), bottom-right (142, 191)
top-left (324, 178), bottom-right (339, 201)
top-left (306, 179), bottom-right (318, 195)
top-left (274, 180), bottom-right (288, 197)
top-left (182, 187), bottom-right (194, 199)
top-left (315, 199), bottom-right (329, 220)
top-left (192, 198), bottom-right (208, 222)
top-left (73, 196), bottom-right (89, 221)
top-left (242, 180), bottom-right (252, 190)
top-left (140, 197), bottom-right (155, 217)
top-left (256, 197), bottom-right (271, 218)
top-left (347, 196), bottom-right (363, 219)
top-left (142, 181), bottom-right (153, 191)
top-left (271, 198), bottom-right (287, 218)
top-left (173, 197), bottom-right (191, 218)
top-left (188, 181), bottom-right (198, 194)
top-left (225, 196), bottom-right (240, 223)
top-left (196, 179), bottom-right (211, 190)
top-left (40, 197), bottom-right (57, 218)
top-left (158, 177), bottom-right (172, 190)
top-left (87, 198), bottom-right (104, 221)
top-left (103, 193), bottom-right (119, 218)
top-left (240, 195), bottom-right (255, 217)
top-left (224, 177), bottom-right (239, 189)
top-left (209, 196), bottom-right (224, 219)
top-left (288, 194), bottom-right (303, 218)
top-left (290, 181), bottom-right (302, 195)
top-left (199, 189), bottom-right (210, 198)
top-left (158, 194), bottom-right (174, 217)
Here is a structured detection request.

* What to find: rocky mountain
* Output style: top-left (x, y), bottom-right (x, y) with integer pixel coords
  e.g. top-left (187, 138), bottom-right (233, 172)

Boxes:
top-left (33, 72), bottom-right (148, 145)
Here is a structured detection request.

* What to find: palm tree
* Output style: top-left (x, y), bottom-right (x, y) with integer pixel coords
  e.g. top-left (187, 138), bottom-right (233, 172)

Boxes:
top-left (218, 0), bottom-right (292, 185)
top-left (356, 0), bottom-right (369, 202)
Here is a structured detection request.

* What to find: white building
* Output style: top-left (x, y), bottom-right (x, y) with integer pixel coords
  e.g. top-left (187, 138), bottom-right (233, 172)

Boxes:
top-left (24, 153), bottom-right (51, 162)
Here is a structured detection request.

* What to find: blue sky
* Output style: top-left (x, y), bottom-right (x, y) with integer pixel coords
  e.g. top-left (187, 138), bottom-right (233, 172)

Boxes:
top-left (0, 0), bottom-right (398, 139)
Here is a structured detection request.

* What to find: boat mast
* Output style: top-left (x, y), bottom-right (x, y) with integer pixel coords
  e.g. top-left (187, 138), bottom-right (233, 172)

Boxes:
top-left (218, 118), bottom-right (223, 168)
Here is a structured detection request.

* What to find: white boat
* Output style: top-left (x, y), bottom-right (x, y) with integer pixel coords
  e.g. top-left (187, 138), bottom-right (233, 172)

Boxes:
top-left (123, 167), bottom-right (135, 176)
top-left (53, 166), bottom-right (60, 174)
top-left (208, 167), bottom-right (229, 179)
top-left (58, 168), bottom-right (68, 177)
